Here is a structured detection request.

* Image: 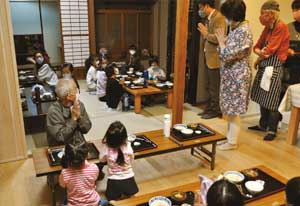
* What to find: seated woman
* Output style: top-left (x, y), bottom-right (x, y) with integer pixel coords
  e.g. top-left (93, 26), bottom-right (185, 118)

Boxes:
top-left (123, 45), bottom-right (143, 74)
top-left (97, 57), bottom-right (109, 102)
top-left (34, 52), bottom-right (58, 90)
top-left (206, 179), bottom-right (244, 206)
top-left (61, 63), bottom-right (80, 90)
top-left (85, 54), bottom-right (99, 92)
top-left (286, 176), bottom-right (300, 206)
top-left (105, 64), bottom-right (123, 109)
top-left (147, 55), bottom-right (166, 81)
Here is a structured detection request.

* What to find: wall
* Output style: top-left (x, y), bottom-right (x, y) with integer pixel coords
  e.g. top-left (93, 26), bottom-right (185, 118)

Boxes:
top-left (0, 0), bottom-right (27, 163)
top-left (152, 0), bottom-right (168, 70)
top-left (9, 0), bottom-right (61, 63)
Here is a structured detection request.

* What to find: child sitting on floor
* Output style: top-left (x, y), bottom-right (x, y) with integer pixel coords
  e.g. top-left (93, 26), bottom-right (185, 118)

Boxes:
top-left (99, 121), bottom-right (139, 200)
top-left (61, 63), bottom-right (80, 90)
top-left (105, 64), bottom-right (123, 110)
top-left (85, 54), bottom-right (100, 92)
top-left (59, 142), bottom-right (107, 206)
top-left (97, 57), bottom-right (109, 102)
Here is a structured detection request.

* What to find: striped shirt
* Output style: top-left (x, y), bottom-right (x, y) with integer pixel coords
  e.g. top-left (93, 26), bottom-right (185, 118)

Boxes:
top-left (60, 161), bottom-right (100, 206)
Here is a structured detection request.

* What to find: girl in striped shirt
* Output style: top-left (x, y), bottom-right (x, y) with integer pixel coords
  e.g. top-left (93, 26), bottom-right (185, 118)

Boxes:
top-left (100, 121), bottom-right (139, 200)
top-left (59, 142), bottom-right (107, 206)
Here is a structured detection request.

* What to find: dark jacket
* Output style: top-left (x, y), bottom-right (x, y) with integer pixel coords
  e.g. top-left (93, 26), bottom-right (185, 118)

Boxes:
top-left (106, 78), bottom-right (123, 109)
top-left (46, 101), bottom-right (92, 146)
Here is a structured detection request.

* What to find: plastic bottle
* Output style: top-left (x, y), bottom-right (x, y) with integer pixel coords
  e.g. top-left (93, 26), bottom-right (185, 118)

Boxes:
top-left (122, 93), bottom-right (129, 111)
top-left (163, 114), bottom-right (171, 137)
top-left (143, 70), bottom-right (149, 88)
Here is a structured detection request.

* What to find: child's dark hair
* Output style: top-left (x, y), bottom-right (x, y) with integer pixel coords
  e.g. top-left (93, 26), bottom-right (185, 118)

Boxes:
top-left (65, 142), bottom-right (89, 169)
top-left (129, 44), bottom-right (137, 51)
top-left (85, 54), bottom-right (99, 71)
top-left (207, 179), bottom-right (244, 206)
top-left (62, 62), bottom-right (74, 73)
top-left (286, 177), bottom-right (300, 206)
top-left (102, 121), bottom-right (128, 166)
top-left (105, 64), bottom-right (115, 78)
top-left (292, 0), bottom-right (300, 10)
top-left (149, 55), bottom-right (159, 66)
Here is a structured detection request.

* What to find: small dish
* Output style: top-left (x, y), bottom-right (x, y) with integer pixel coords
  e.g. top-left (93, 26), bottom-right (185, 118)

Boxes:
top-left (173, 124), bottom-right (187, 131)
top-left (128, 134), bottom-right (136, 142)
top-left (127, 71), bottom-right (133, 75)
top-left (224, 171), bottom-right (245, 184)
top-left (181, 128), bottom-right (194, 136)
top-left (245, 180), bottom-right (264, 194)
top-left (149, 196), bottom-right (172, 206)
top-left (243, 169), bottom-right (259, 178)
top-left (195, 130), bottom-right (202, 134)
top-left (57, 150), bottom-right (64, 159)
top-left (155, 83), bottom-right (165, 88)
top-left (165, 82), bottom-right (173, 87)
top-left (133, 142), bottom-right (141, 146)
top-left (124, 81), bottom-right (131, 85)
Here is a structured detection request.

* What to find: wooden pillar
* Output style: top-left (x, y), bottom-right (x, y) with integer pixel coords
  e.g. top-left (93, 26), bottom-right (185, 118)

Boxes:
top-left (172, 0), bottom-right (190, 125)
top-left (88, 0), bottom-right (96, 54)
top-left (0, 0), bottom-right (27, 163)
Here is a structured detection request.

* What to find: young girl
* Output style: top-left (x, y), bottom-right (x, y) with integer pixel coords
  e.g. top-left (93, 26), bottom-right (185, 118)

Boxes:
top-left (34, 52), bottom-right (58, 89)
top-left (85, 55), bottom-right (99, 92)
top-left (96, 57), bottom-right (109, 102)
top-left (105, 64), bottom-right (123, 109)
top-left (61, 63), bottom-right (80, 90)
top-left (99, 121), bottom-right (139, 200)
top-left (59, 142), bottom-right (107, 206)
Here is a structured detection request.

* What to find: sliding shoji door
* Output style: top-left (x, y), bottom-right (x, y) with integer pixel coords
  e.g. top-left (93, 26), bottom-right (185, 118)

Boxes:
top-left (60, 0), bottom-right (90, 77)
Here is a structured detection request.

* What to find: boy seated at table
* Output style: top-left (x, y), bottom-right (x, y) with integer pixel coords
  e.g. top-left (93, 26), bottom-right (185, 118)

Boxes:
top-left (105, 64), bottom-right (123, 110)
top-left (147, 55), bottom-right (166, 81)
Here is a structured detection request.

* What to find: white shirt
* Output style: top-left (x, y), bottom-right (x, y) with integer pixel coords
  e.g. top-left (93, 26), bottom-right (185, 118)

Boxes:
top-left (147, 66), bottom-right (166, 80)
top-left (86, 66), bottom-right (97, 87)
top-left (96, 70), bottom-right (107, 97)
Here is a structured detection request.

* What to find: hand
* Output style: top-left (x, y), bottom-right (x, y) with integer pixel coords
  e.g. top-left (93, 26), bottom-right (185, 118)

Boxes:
top-left (254, 58), bottom-right (262, 70)
top-left (71, 101), bottom-right (81, 121)
top-left (197, 23), bottom-right (208, 37)
top-left (255, 48), bottom-right (269, 59)
top-left (288, 48), bottom-right (295, 56)
top-left (215, 28), bottom-right (226, 49)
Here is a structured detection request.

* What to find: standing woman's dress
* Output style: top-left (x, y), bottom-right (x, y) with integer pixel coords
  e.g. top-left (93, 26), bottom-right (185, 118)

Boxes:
top-left (219, 21), bottom-right (253, 116)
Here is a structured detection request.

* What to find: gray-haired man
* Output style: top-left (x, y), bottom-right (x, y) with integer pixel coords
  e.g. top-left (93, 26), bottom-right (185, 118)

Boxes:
top-left (46, 79), bottom-right (92, 146)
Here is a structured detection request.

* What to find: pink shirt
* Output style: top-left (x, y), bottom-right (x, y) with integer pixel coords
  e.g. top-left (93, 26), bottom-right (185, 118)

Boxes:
top-left (99, 142), bottom-right (135, 180)
top-left (60, 161), bottom-right (100, 206)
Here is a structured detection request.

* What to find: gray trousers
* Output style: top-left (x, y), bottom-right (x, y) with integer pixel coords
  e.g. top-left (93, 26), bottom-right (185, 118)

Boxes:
top-left (206, 65), bottom-right (221, 113)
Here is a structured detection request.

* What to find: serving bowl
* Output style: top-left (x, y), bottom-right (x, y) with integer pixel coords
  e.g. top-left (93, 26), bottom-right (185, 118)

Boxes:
top-left (148, 196), bottom-right (172, 206)
top-left (245, 180), bottom-right (264, 194)
top-left (224, 171), bottom-right (245, 184)
top-left (127, 134), bottom-right (136, 142)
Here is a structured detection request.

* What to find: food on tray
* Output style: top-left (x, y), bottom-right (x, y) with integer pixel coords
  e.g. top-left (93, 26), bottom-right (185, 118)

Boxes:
top-left (187, 123), bottom-right (198, 129)
top-left (245, 180), bottom-right (264, 194)
top-left (173, 124), bottom-right (187, 131)
top-left (171, 191), bottom-right (187, 201)
top-left (149, 196), bottom-right (172, 206)
top-left (243, 169), bottom-right (259, 178)
top-left (195, 130), bottom-right (202, 134)
top-left (181, 128), bottom-right (193, 135)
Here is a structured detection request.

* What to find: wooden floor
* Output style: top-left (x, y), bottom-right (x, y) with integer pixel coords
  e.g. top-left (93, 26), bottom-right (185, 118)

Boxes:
top-left (1, 115), bottom-right (300, 206)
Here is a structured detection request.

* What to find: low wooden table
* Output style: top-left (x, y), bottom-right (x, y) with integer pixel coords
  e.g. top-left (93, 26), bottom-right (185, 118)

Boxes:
top-left (32, 127), bottom-right (225, 206)
top-left (112, 165), bottom-right (287, 206)
top-left (123, 85), bottom-right (173, 113)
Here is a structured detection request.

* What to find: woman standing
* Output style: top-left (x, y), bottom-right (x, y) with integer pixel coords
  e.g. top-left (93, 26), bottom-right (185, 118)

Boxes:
top-left (249, 0), bottom-right (290, 141)
top-left (215, 0), bottom-right (253, 150)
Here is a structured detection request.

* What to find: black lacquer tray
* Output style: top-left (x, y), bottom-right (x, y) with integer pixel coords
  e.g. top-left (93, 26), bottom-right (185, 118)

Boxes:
top-left (171, 123), bottom-right (215, 142)
top-left (131, 135), bottom-right (157, 153)
top-left (47, 142), bottom-right (99, 166)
